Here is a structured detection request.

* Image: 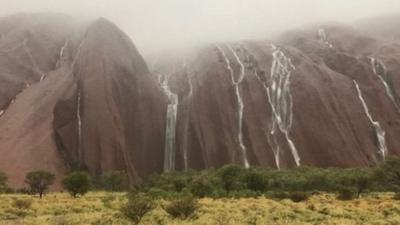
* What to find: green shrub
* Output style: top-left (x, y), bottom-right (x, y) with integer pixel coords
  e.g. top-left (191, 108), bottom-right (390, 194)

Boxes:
top-left (0, 172), bottom-right (8, 193)
top-left (376, 157), bottom-right (400, 191)
top-left (101, 171), bottom-right (129, 192)
top-left (217, 164), bottom-right (246, 192)
top-left (25, 171), bottom-right (55, 198)
top-left (12, 198), bottom-right (33, 210)
top-left (146, 187), bottom-right (172, 199)
top-left (189, 175), bottom-right (216, 198)
top-left (288, 192), bottom-right (311, 202)
top-left (337, 187), bottom-right (357, 200)
top-left (265, 191), bottom-right (290, 200)
top-left (121, 192), bottom-right (155, 224)
top-left (15, 188), bottom-right (30, 194)
top-left (143, 171), bottom-right (193, 193)
top-left (124, 162), bottom-right (400, 201)
top-left (243, 169), bottom-right (267, 192)
top-left (337, 168), bottom-right (373, 197)
top-left (228, 190), bottom-right (260, 198)
top-left (62, 171), bottom-right (92, 198)
top-left (393, 192), bottom-right (400, 200)
top-left (163, 196), bottom-right (199, 220)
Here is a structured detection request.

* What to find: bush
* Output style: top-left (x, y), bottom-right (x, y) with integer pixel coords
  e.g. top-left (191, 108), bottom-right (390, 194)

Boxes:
top-left (265, 191), bottom-right (290, 200)
top-left (228, 190), bottom-right (260, 198)
top-left (393, 192), bottom-right (400, 200)
top-left (288, 192), bottom-right (311, 202)
top-left (15, 188), bottom-right (30, 194)
top-left (337, 168), bottom-right (373, 197)
top-left (189, 175), bottom-right (216, 198)
top-left (337, 187), bottom-right (357, 200)
top-left (243, 169), bottom-right (267, 192)
top-left (101, 171), bottom-right (129, 192)
top-left (25, 171), bottom-right (55, 198)
top-left (12, 198), bottom-right (33, 209)
top-left (376, 157), bottom-right (400, 191)
top-left (62, 171), bottom-right (92, 198)
top-left (217, 164), bottom-right (246, 192)
top-left (163, 196), bottom-right (199, 220)
top-left (0, 172), bottom-right (8, 193)
top-left (122, 162), bottom-right (400, 201)
top-left (146, 187), bottom-right (171, 199)
top-left (121, 192), bottom-right (155, 224)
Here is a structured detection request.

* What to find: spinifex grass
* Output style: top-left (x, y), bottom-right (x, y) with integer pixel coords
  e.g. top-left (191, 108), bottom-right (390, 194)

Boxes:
top-left (0, 192), bottom-right (399, 225)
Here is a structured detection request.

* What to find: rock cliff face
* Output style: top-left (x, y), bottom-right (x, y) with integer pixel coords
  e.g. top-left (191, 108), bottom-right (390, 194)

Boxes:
top-left (154, 20), bottom-right (400, 171)
top-left (1, 13), bottom-right (400, 188)
top-left (0, 13), bottom-right (167, 187)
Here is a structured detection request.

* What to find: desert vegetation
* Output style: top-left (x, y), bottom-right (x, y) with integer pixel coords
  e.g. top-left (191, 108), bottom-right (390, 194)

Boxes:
top-left (0, 158), bottom-right (400, 224)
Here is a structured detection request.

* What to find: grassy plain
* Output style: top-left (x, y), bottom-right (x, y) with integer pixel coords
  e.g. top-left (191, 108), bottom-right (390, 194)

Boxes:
top-left (0, 192), bottom-right (399, 225)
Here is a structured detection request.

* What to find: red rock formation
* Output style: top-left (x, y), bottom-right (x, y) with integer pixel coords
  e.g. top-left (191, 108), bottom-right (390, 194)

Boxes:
top-left (155, 18), bottom-right (400, 171)
top-left (2, 13), bottom-right (400, 189)
top-left (0, 13), bottom-right (167, 188)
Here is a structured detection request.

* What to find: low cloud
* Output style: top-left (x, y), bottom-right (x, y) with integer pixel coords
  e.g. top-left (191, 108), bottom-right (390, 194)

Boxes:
top-left (1, 0), bottom-right (399, 56)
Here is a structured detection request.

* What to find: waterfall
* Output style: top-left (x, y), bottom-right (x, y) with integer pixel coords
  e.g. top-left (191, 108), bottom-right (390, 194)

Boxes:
top-left (370, 57), bottom-right (400, 112)
top-left (216, 45), bottom-right (250, 168)
top-left (253, 67), bottom-right (281, 169)
top-left (182, 60), bottom-right (193, 171)
top-left (71, 39), bottom-right (86, 69)
top-left (22, 39), bottom-right (46, 81)
top-left (159, 74), bottom-right (179, 172)
top-left (318, 28), bottom-right (333, 48)
top-left (228, 46), bottom-right (250, 168)
top-left (267, 45), bottom-right (300, 167)
top-left (76, 89), bottom-right (83, 161)
top-left (353, 80), bottom-right (387, 160)
top-left (56, 40), bottom-right (69, 68)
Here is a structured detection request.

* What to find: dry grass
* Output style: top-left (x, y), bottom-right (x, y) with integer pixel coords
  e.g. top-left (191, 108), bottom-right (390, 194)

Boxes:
top-left (0, 192), bottom-right (399, 225)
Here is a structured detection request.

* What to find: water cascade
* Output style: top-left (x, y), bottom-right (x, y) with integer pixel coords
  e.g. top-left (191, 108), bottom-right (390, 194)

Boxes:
top-left (56, 40), bottom-right (69, 68)
top-left (182, 60), bottom-right (193, 171)
top-left (318, 28), bottom-right (333, 48)
top-left (159, 74), bottom-right (179, 172)
top-left (76, 89), bottom-right (83, 161)
top-left (22, 39), bottom-right (46, 81)
top-left (216, 45), bottom-right (250, 168)
top-left (353, 80), bottom-right (387, 160)
top-left (267, 45), bottom-right (301, 167)
top-left (370, 57), bottom-right (400, 112)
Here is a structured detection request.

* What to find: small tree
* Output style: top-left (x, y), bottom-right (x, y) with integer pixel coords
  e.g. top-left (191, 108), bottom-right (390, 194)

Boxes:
top-left (244, 169), bottom-right (267, 192)
top-left (102, 171), bottom-right (129, 192)
top-left (189, 175), bottom-right (215, 198)
top-left (337, 168), bottom-right (373, 198)
top-left (217, 164), bottom-right (246, 192)
top-left (25, 171), bottom-right (55, 198)
top-left (0, 172), bottom-right (8, 193)
top-left (62, 171), bottom-right (92, 198)
top-left (376, 157), bottom-right (400, 192)
top-left (163, 196), bottom-right (199, 220)
top-left (121, 192), bottom-right (155, 224)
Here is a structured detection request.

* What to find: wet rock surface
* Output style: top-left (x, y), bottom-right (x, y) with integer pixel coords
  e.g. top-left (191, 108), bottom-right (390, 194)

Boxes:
top-left (1, 13), bottom-right (400, 188)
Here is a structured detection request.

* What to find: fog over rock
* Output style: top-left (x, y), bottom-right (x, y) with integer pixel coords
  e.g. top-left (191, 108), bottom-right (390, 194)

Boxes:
top-left (0, 1), bottom-right (400, 188)
top-left (0, 13), bottom-right (167, 187)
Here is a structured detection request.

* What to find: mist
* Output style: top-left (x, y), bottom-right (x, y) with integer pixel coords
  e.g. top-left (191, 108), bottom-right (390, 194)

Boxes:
top-left (1, 0), bottom-right (400, 57)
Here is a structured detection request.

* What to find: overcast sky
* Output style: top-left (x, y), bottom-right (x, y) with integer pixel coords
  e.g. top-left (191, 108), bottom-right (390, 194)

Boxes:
top-left (1, 0), bottom-right (400, 55)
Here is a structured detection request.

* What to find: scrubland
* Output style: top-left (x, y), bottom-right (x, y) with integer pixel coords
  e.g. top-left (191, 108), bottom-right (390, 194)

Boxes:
top-left (1, 192), bottom-right (400, 225)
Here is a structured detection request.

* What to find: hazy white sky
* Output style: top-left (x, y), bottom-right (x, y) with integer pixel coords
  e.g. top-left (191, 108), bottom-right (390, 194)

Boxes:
top-left (1, 0), bottom-right (400, 55)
